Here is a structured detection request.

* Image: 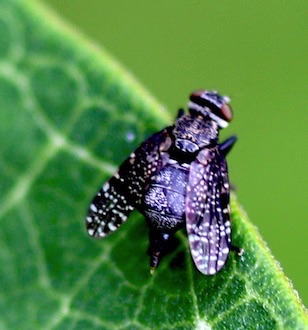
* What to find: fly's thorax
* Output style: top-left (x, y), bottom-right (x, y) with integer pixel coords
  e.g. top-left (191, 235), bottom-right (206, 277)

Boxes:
top-left (173, 114), bottom-right (218, 153)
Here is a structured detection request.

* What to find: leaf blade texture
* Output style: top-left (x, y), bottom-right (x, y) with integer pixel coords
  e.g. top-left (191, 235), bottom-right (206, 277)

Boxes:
top-left (0, 1), bottom-right (307, 329)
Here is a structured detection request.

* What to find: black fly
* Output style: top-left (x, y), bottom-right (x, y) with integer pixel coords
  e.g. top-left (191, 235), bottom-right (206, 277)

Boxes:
top-left (86, 90), bottom-right (238, 275)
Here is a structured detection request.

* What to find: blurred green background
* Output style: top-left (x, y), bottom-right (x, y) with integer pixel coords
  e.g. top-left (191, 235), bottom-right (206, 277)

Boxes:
top-left (44, 0), bottom-right (308, 306)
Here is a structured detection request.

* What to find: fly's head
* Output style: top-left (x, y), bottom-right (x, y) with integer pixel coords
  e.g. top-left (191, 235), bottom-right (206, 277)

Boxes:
top-left (173, 90), bottom-right (232, 153)
top-left (189, 90), bottom-right (233, 128)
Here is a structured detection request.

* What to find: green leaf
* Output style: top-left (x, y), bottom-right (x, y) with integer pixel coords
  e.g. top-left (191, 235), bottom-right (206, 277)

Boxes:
top-left (0, 1), bottom-right (307, 329)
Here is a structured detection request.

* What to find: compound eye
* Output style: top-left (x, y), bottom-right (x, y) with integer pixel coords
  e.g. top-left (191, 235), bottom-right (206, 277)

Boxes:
top-left (189, 90), bottom-right (205, 105)
top-left (189, 90), bottom-right (232, 127)
top-left (221, 104), bottom-right (233, 123)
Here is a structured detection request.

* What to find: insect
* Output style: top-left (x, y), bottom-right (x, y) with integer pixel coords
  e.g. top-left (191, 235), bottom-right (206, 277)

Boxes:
top-left (86, 90), bottom-right (238, 275)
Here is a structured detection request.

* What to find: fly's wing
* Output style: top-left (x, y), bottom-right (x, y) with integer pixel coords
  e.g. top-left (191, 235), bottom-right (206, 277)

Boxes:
top-left (86, 128), bottom-right (172, 238)
top-left (186, 147), bottom-right (231, 275)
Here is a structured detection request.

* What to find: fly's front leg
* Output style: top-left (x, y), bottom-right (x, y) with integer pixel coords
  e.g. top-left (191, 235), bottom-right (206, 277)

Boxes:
top-left (219, 135), bottom-right (237, 156)
top-left (220, 135), bottom-right (238, 191)
top-left (177, 108), bottom-right (185, 119)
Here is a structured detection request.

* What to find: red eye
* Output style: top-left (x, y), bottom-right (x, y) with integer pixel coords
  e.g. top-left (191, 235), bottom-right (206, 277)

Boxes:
top-left (189, 90), bottom-right (205, 105)
top-left (190, 90), bottom-right (204, 98)
top-left (221, 104), bottom-right (233, 123)
top-left (189, 90), bottom-right (232, 127)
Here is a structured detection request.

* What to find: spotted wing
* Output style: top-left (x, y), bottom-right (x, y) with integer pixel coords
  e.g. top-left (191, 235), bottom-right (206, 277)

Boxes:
top-left (86, 128), bottom-right (172, 238)
top-left (186, 147), bottom-right (231, 275)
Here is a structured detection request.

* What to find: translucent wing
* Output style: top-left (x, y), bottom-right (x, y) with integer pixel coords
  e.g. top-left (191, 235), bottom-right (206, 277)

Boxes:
top-left (86, 128), bottom-right (172, 238)
top-left (186, 147), bottom-right (231, 275)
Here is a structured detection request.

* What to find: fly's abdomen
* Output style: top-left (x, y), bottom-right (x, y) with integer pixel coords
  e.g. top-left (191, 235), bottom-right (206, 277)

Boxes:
top-left (140, 162), bottom-right (189, 231)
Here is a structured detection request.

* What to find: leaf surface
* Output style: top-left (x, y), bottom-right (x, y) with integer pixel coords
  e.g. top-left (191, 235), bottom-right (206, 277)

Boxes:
top-left (0, 1), bottom-right (307, 329)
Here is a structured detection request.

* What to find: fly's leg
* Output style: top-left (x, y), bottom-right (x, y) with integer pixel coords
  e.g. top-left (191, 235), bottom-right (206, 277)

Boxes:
top-left (219, 135), bottom-right (237, 156)
top-left (221, 135), bottom-right (242, 255)
top-left (231, 244), bottom-right (244, 256)
top-left (220, 135), bottom-right (237, 191)
top-left (177, 108), bottom-right (185, 119)
top-left (148, 229), bottom-right (171, 274)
